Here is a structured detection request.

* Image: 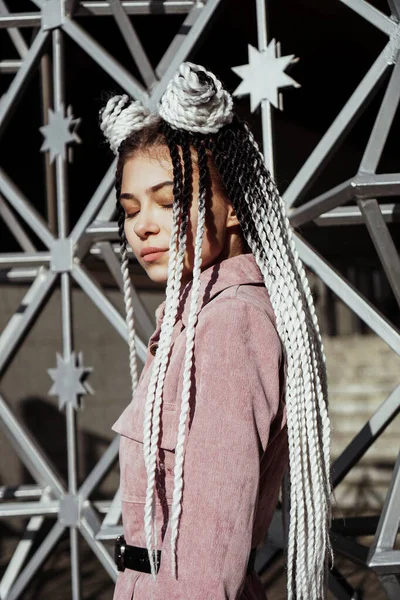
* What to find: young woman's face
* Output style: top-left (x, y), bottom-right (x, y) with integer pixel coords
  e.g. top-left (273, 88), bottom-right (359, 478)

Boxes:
top-left (120, 146), bottom-right (243, 285)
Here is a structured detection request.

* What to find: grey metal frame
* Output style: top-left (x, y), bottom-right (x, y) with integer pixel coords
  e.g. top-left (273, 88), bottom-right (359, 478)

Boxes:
top-left (281, 1), bottom-right (400, 596)
top-left (0, 0), bottom-right (399, 598)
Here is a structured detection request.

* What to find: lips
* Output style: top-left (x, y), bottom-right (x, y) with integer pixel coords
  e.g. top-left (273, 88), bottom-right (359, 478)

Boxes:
top-left (142, 250), bottom-right (168, 262)
top-left (141, 247), bottom-right (169, 257)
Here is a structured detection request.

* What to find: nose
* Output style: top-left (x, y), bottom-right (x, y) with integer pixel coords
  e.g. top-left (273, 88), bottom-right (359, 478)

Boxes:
top-left (132, 211), bottom-right (160, 238)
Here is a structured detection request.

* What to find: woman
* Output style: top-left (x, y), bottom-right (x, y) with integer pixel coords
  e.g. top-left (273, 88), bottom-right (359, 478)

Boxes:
top-left (100, 62), bottom-right (334, 600)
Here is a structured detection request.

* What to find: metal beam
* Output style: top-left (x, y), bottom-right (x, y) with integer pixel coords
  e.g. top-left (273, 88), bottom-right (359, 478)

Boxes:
top-left (155, 3), bottom-right (202, 78)
top-left (95, 524), bottom-right (123, 540)
top-left (71, 263), bottom-right (148, 361)
top-left (331, 384), bottom-right (400, 487)
top-left (293, 234), bottom-right (400, 354)
top-left (283, 45), bottom-right (391, 208)
top-left (100, 487), bottom-right (122, 528)
top-left (289, 179), bottom-right (353, 227)
top-left (256, 0), bottom-right (276, 175)
top-left (358, 198), bottom-right (400, 307)
top-left (360, 58), bottom-right (400, 174)
top-left (387, 0), bottom-right (400, 22)
top-left (0, 29), bottom-right (49, 137)
top-left (0, 268), bottom-right (57, 374)
top-left (0, 485), bottom-right (42, 500)
top-left (379, 573), bottom-right (400, 599)
top-left (62, 18), bottom-right (148, 105)
top-left (370, 551), bottom-right (400, 573)
top-left (368, 450), bottom-right (400, 569)
top-left (339, 0), bottom-right (397, 35)
top-left (79, 435), bottom-right (119, 501)
top-left (0, 59), bottom-right (22, 73)
top-left (80, 508), bottom-right (118, 581)
top-left (0, 169), bottom-right (55, 248)
top-left (328, 566), bottom-right (357, 599)
top-left (0, 501), bottom-right (59, 518)
top-left (7, 522), bottom-right (65, 600)
top-left (332, 515), bottom-right (381, 537)
top-left (314, 203), bottom-right (399, 225)
top-left (0, 392), bottom-right (65, 498)
top-left (149, 0), bottom-right (223, 108)
top-left (355, 172), bottom-right (400, 197)
top-left (95, 188), bottom-right (118, 222)
top-left (1, 268), bottom-right (39, 281)
top-left (77, 1), bottom-right (194, 16)
top-left (0, 195), bottom-right (36, 251)
top-left (0, 252), bottom-right (50, 269)
top-left (0, 0), bottom-right (28, 58)
top-left (72, 160), bottom-right (116, 249)
top-left (86, 220), bottom-right (119, 241)
top-left (109, 0), bottom-right (157, 88)
top-left (0, 504), bottom-right (46, 598)
top-left (0, 13), bottom-right (41, 27)
top-left (330, 531), bottom-right (370, 567)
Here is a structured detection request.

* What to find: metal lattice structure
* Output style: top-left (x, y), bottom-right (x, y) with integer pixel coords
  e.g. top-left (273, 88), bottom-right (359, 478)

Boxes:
top-left (0, 0), bottom-right (399, 598)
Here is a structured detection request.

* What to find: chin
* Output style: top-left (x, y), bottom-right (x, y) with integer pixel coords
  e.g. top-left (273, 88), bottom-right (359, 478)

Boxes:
top-left (143, 266), bottom-right (169, 284)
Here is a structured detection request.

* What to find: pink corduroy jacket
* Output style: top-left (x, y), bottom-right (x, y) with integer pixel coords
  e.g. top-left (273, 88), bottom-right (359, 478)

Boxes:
top-left (112, 252), bottom-right (289, 600)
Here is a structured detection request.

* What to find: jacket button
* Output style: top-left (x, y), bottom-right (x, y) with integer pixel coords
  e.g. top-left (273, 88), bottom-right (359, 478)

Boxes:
top-left (149, 342), bottom-right (158, 356)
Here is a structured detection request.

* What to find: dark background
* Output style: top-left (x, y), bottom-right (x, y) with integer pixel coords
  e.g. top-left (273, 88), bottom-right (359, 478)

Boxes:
top-left (1, 0), bottom-right (399, 325)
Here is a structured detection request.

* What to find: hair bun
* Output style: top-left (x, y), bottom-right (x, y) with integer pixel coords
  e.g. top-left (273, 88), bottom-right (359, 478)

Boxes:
top-left (158, 62), bottom-right (233, 134)
top-left (100, 94), bottom-right (157, 154)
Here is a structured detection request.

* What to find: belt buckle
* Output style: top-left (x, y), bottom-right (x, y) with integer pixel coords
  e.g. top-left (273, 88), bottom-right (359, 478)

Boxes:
top-left (115, 535), bottom-right (126, 572)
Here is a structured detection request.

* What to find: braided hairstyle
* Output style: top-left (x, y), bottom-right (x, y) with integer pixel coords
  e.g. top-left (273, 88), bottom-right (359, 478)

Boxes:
top-left (100, 62), bottom-right (334, 600)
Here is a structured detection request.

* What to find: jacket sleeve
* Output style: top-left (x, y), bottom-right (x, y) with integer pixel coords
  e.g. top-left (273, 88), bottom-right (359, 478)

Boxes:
top-left (133, 296), bottom-right (283, 600)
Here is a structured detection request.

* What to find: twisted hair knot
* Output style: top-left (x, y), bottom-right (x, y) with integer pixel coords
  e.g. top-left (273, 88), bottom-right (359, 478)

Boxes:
top-left (100, 94), bottom-right (157, 154)
top-left (159, 62), bottom-right (233, 134)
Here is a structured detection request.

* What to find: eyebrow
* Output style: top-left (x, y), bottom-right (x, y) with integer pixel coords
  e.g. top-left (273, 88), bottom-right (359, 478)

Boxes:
top-left (119, 180), bottom-right (174, 202)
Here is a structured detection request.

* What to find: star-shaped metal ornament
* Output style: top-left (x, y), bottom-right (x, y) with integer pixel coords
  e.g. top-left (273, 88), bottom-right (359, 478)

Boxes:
top-left (232, 39), bottom-right (300, 112)
top-left (48, 351), bottom-right (94, 411)
top-left (40, 104), bottom-right (81, 163)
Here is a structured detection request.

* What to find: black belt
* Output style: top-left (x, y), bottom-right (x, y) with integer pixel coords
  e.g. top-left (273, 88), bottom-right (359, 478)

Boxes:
top-left (115, 535), bottom-right (257, 575)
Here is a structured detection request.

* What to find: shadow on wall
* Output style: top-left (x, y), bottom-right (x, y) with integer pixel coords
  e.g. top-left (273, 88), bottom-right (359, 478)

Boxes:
top-left (20, 396), bottom-right (118, 490)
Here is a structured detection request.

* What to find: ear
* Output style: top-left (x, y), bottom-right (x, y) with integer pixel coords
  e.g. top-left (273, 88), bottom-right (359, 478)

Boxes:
top-left (225, 205), bottom-right (240, 229)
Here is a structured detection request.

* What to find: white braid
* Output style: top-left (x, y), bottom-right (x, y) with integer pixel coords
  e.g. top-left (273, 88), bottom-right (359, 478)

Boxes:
top-left (245, 126), bottom-right (333, 523)
top-left (159, 62), bottom-right (233, 133)
top-left (142, 196), bottom-right (184, 578)
top-left (238, 129), bottom-right (333, 597)
top-left (243, 207), bottom-right (331, 598)
top-left (168, 145), bottom-right (207, 577)
top-left (247, 204), bottom-right (312, 595)
top-left (100, 94), bottom-right (157, 154)
top-left (142, 145), bottom-right (194, 577)
top-left (120, 234), bottom-right (139, 395)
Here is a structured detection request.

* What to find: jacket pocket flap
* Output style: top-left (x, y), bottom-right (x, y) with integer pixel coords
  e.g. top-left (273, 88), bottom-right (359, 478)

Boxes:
top-left (112, 400), bottom-right (178, 451)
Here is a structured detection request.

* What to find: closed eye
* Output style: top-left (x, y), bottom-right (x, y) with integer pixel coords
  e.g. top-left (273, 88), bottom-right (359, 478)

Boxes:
top-left (125, 204), bottom-right (173, 219)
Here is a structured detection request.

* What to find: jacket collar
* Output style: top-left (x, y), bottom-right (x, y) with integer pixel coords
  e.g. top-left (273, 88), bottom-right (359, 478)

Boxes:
top-left (155, 252), bottom-right (265, 328)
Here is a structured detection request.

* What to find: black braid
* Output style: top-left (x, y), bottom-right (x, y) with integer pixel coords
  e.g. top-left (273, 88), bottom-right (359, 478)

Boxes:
top-left (210, 123), bottom-right (261, 262)
top-left (161, 122), bottom-right (184, 212)
top-left (161, 123), bottom-right (192, 257)
top-left (181, 137), bottom-right (193, 214)
top-left (117, 197), bottom-right (128, 263)
top-left (193, 138), bottom-right (208, 209)
top-left (213, 119), bottom-right (329, 407)
top-left (212, 119), bottom-right (297, 287)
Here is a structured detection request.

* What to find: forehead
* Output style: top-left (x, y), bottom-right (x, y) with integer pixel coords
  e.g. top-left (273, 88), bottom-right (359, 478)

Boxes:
top-left (121, 148), bottom-right (173, 192)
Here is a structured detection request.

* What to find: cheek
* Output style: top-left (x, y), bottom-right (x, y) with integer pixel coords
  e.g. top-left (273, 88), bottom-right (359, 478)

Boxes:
top-left (188, 207), bottom-right (198, 232)
top-left (123, 221), bottom-right (130, 240)
top-left (186, 202), bottom-right (224, 245)
top-left (123, 221), bottom-right (137, 251)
